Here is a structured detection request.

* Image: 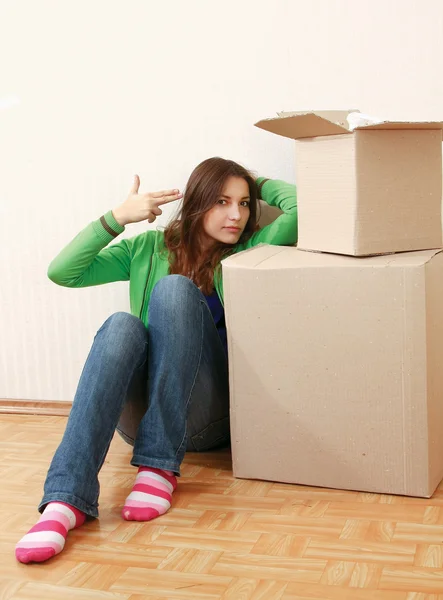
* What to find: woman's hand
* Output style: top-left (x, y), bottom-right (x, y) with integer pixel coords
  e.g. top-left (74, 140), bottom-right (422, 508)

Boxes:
top-left (112, 175), bottom-right (183, 226)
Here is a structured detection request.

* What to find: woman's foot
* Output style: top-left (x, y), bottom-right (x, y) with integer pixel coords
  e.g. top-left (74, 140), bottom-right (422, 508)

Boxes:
top-left (122, 466), bottom-right (177, 521)
top-left (15, 502), bottom-right (86, 563)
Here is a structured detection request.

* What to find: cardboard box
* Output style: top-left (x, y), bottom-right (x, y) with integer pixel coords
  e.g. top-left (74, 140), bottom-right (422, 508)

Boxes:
top-left (255, 110), bottom-right (443, 256)
top-left (223, 244), bottom-right (443, 497)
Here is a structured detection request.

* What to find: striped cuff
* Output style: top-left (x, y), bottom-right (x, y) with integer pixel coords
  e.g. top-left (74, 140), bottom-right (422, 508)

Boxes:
top-left (100, 216), bottom-right (120, 238)
top-left (93, 210), bottom-right (125, 243)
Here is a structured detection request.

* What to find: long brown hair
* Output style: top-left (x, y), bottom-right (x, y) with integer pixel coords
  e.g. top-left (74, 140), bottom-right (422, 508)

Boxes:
top-left (163, 157), bottom-right (258, 294)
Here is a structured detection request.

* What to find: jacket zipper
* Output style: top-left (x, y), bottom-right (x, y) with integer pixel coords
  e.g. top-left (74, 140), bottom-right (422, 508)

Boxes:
top-left (139, 256), bottom-right (153, 321)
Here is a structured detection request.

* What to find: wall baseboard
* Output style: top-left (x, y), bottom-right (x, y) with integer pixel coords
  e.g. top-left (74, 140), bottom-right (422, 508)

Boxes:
top-left (0, 399), bottom-right (72, 417)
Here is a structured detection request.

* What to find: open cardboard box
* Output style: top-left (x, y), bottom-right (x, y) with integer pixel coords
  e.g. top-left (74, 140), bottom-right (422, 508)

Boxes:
top-left (255, 110), bottom-right (443, 256)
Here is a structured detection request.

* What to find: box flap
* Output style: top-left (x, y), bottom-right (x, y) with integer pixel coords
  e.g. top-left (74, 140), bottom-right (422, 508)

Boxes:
top-left (355, 121), bottom-right (443, 131)
top-left (255, 110), bottom-right (443, 140)
top-left (222, 244), bottom-right (286, 269)
top-left (255, 110), bottom-right (354, 140)
top-left (223, 246), bottom-right (443, 270)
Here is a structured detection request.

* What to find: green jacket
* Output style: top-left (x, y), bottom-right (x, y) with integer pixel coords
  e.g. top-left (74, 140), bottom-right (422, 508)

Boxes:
top-left (48, 177), bottom-right (297, 325)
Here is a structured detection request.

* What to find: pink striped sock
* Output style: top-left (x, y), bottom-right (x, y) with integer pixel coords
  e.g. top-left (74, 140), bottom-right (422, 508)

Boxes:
top-left (15, 502), bottom-right (86, 564)
top-left (122, 466), bottom-right (177, 521)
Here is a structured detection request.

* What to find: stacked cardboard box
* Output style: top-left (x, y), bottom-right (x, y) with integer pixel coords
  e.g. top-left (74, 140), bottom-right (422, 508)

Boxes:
top-left (222, 110), bottom-right (443, 497)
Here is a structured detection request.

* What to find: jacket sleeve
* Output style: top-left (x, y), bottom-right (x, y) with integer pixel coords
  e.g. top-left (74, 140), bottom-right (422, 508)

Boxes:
top-left (239, 178), bottom-right (298, 249)
top-left (47, 210), bottom-right (132, 287)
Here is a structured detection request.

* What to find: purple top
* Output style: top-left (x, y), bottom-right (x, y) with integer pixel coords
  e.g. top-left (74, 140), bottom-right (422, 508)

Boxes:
top-left (204, 290), bottom-right (227, 355)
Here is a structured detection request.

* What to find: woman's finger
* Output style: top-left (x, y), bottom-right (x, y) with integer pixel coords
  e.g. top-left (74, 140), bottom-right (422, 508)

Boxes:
top-left (157, 192), bottom-right (183, 206)
top-left (150, 189), bottom-right (178, 198)
top-left (130, 174), bottom-right (140, 195)
top-left (150, 189), bottom-right (182, 202)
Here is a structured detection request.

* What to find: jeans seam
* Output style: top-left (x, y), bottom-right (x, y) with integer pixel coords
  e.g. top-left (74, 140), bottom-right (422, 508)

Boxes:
top-left (131, 454), bottom-right (181, 474)
top-left (174, 298), bottom-right (205, 459)
top-left (190, 434), bottom-right (226, 451)
top-left (116, 426), bottom-right (135, 445)
top-left (39, 492), bottom-right (99, 518)
top-left (189, 416), bottom-right (230, 451)
top-left (191, 415), bottom-right (230, 439)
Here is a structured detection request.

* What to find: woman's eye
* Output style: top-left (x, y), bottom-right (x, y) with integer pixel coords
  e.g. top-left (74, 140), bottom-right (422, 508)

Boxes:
top-left (217, 199), bottom-right (226, 205)
top-left (241, 201), bottom-right (250, 207)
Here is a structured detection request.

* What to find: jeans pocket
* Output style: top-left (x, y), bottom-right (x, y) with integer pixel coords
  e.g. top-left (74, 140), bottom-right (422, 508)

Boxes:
top-left (188, 416), bottom-right (231, 452)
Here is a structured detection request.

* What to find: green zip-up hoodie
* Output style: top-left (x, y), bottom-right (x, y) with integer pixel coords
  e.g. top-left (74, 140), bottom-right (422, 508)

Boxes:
top-left (47, 178), bottom-right (297, 325)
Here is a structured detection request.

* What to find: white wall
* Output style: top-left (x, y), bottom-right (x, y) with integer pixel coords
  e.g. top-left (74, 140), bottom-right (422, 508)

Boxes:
top-left (1, 0), bottom-right (443, 401)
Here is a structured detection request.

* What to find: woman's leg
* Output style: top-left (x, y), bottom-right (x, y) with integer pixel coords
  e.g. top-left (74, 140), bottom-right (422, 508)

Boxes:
top-left (16, 312), bottom-right (148, 563)
top-left (121, 275), bottom-right (230, 521)
top-left (40, 311), bottom-right (149, 516)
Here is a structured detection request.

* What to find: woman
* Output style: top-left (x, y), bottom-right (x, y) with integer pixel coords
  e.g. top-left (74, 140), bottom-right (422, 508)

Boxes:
top-left (15, 157), bottom-right (297, 563)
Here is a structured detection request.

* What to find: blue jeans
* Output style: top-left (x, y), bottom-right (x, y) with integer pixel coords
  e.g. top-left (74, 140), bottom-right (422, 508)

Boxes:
top-left (39, 275), bottom-right (230, 518)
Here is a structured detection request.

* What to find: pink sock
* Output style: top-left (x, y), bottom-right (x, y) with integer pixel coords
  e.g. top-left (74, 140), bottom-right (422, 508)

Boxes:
top-left (15, 502), bottom-right (86, 564)
top-left (122, 466), bottom-right (177, 521)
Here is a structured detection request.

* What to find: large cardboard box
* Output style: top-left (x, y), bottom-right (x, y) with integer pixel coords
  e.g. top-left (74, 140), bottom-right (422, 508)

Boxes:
top-left (223, 245), bottom-right (443, 497)
top-left (255, 110), bottom-right (443, 256)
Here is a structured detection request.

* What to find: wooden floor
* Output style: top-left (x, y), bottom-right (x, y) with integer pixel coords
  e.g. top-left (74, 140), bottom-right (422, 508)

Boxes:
top-left (2, 415), bottom-right (443, 600)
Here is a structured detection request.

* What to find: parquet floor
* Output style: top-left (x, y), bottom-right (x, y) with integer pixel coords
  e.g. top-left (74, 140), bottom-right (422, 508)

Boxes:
top-left (2, 415), bottom-right (443, 599)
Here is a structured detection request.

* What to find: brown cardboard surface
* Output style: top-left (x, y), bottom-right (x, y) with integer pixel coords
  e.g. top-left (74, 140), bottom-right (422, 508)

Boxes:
top-left (295, 129), bottom-right (443, 255)
top-left (255, 109), bottom-right (443, 256)
top-left (358, 121), bottom-right (443, 131)
top-left (255, 110), bottom-right (443, 140)
top-left (223, 245), bottom-right (443, 497)
top-left (256, 112), bottom-right (350, 140)
top-left (424, 256), bottom-right (443, 491)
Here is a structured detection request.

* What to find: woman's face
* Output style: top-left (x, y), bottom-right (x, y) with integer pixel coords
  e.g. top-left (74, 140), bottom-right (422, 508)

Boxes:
top-left (201, 176), bottom-right (251, 248)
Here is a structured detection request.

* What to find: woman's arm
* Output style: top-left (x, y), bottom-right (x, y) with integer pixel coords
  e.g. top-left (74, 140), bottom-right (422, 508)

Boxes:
top-left (47, 176), bottom-right (183, 288)
top-left (47, 210), bottom-right (132, 287)
top-left (238, 178), bottom-right (298, 250)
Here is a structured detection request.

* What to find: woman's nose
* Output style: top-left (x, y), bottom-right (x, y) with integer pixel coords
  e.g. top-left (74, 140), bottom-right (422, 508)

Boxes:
top-left (229, 206), bottom-right (241, 221)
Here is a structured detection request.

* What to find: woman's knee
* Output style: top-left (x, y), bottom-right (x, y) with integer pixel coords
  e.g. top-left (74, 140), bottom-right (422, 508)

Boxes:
top-left (95, 312), bottom-right (148, 358)
top-left (152, 274), bottom-right (196, 298)
top-left (149, 275), bottom-right (201, 315)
